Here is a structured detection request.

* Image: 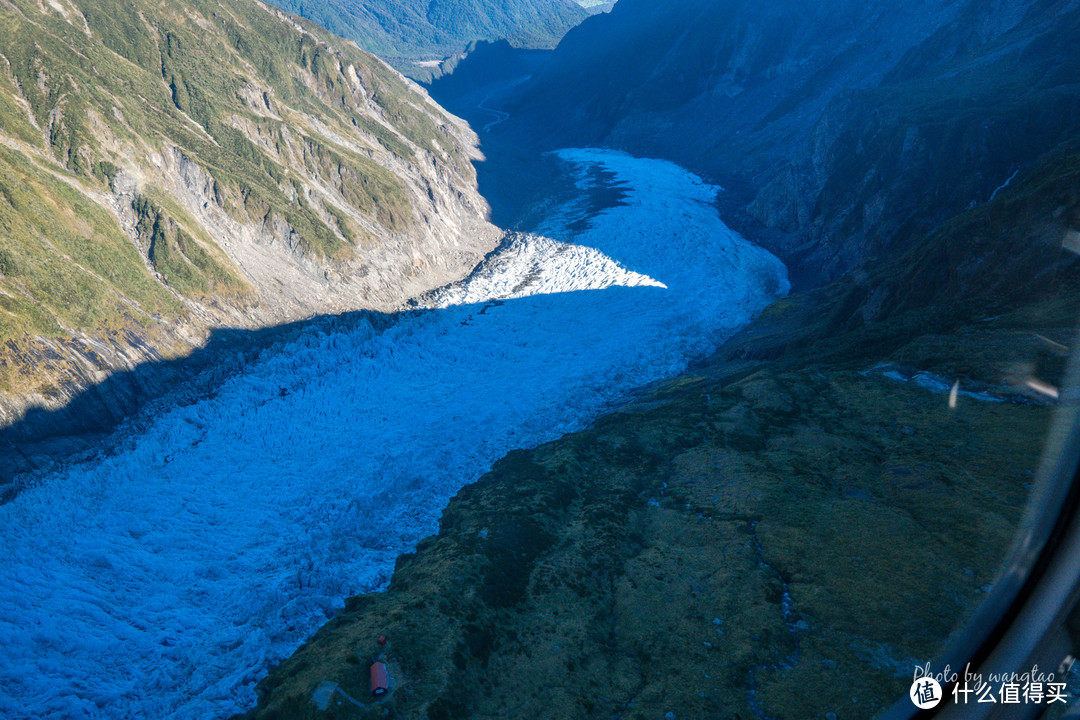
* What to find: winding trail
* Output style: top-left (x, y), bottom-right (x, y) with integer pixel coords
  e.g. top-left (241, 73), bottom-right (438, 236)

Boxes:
top-left (475, 75), bottom-right (529, 131)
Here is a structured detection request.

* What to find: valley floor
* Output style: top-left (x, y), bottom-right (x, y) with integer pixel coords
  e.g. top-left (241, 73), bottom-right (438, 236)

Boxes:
top-left (0, 150), bottom-right (787, 719)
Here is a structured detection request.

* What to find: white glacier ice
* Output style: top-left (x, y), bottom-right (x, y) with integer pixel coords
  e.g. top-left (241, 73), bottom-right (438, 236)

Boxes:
top-left (0, 149), bottom-right (789, 719)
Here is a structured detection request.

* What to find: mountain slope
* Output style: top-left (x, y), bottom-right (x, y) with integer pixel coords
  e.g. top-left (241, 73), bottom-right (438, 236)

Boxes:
top-left (502, 0), bottom-right (1080, 280)
top-left (506, 0), bottom-right (960, 159)
top-left (0, 0), bottom-right (497, 438)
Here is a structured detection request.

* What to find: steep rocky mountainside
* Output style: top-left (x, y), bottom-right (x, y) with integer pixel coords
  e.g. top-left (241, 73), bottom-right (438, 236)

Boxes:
top-left (0, 0), bottom-right (498, 440)
top-left (503, 0), bottom-right (1080, 280)
top-left (261, 0), bottom-right (587, 78)
top-left (506, 0), bottom-right (964, 163)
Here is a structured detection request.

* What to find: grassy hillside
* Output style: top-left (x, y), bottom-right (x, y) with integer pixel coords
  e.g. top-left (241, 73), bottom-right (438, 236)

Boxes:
top-left (0, 0), bottom-right (488, 406)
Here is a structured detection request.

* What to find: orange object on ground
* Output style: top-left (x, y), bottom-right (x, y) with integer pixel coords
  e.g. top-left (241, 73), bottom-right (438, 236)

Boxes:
top-left (370, 661), bottom-right (389, 696)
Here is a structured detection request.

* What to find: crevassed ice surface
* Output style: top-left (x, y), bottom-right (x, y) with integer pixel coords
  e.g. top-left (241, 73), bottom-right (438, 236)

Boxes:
top-left (0, 149), bottom-right (789, 719)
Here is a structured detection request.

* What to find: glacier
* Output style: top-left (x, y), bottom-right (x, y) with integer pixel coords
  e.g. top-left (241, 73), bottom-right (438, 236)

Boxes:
top-left (0, 149), bottom-right (789, 719)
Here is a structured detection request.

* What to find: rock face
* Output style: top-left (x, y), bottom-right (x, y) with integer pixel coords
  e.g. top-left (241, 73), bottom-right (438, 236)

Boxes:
top-left (0, 0), bottom-right (499, 443)
top-left (502, 0), bottom-right (1080, 280)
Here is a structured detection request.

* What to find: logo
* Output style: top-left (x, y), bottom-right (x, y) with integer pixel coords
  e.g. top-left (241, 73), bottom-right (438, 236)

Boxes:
top-left (911, 677), bottom-right (943, 709)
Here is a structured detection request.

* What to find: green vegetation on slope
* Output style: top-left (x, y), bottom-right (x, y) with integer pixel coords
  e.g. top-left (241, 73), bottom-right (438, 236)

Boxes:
top-left (0, 0), bottom-right (477, 396)
top-left (0, 147), bottom-right (181, 341)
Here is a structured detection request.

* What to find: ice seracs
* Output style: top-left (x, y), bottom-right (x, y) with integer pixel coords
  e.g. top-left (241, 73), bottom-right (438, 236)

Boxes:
top-left (0, 149), bottom-right (788, 720)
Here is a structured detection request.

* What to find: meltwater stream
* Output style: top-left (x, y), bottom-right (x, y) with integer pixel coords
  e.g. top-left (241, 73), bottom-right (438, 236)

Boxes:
top-left (0, 149), bottom-right (788, 719)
